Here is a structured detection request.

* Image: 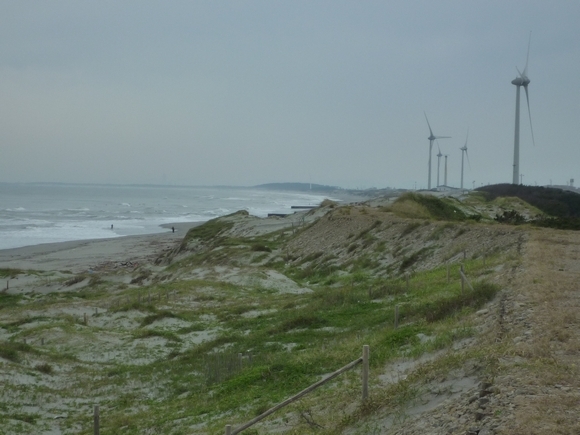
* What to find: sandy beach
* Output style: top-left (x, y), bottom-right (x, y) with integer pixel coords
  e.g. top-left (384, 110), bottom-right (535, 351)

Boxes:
top-left (0, 189), bottom-right (362, 276)
top-left (0, 221), bottom-right (201, 275)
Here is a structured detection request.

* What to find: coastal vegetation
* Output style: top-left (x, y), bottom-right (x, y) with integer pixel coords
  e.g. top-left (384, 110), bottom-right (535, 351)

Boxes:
top-left (477, 183), bottom-right (580, 229)
top-left (1, 188), bottom-right (577, 433)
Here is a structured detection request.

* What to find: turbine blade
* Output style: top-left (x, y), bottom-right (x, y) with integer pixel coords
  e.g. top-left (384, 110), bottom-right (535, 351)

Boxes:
top-left (524, 31), bottom-right (531, 76)
top-left (524, 85), bottom-right (536, 146)
top-left (424, 112), bottom-right (434, 136)
top-left (464, 128), bottom-right (469, 147)
top-left (434, 136), bottom-right (451, 139)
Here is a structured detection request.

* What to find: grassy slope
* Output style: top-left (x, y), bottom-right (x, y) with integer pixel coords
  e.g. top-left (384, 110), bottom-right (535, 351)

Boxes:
top-left (0, 193), bottom-right (526, 434)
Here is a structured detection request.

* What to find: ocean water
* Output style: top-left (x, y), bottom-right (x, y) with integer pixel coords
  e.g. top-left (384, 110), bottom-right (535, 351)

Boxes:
top-left (0, 183), bottom-right (332, 250)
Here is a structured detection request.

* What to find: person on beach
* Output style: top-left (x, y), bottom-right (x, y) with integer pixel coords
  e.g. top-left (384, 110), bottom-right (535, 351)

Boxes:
top-left (111, 224), bottom-right (113, 230)
top-left (172, 226), bottom-right (175, 233)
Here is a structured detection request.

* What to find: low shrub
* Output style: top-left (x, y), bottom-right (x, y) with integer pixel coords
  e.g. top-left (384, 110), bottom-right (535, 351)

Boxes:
top-left (140, 310), bottom-right (178, 327)
top-left (270, 314), bottom-right (327, 334)
top-left (65, 275), bottom-right (88, 286)
top-left (251, 244), bottom-right (272, 252)
top-left (0, 341), bottom-right (34, 363)
top-left (495, 210), bottom-right (526, 225)
top-left (35, 363), bottom-right (53, 375)
top-left (417, 282), bottom-right (499, 322)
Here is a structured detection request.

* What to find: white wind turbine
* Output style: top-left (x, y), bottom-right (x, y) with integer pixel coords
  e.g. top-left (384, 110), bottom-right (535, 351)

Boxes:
top-left (511, 33), bottom-right (536, 185)
top-left (424, 112), bottom-right (451, 190)
top-left (444, 154), bottom-right (449, 186)
top-left (436, 142), bottom-right (443, 187)
top-left (460, 129), bottom-right (470, 190)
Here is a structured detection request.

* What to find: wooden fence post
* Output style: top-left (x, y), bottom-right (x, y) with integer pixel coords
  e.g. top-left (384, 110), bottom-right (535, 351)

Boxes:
top-left (459, 267), bottom-right (474, 292)
top-left (224, 349), bottom-right (368, 434)
top-left (362, 345), bottom-right (369, 401)
top-left (94, 405), bottom-right (99, 435)
top-left (460, 264), bottom-right (465, 294)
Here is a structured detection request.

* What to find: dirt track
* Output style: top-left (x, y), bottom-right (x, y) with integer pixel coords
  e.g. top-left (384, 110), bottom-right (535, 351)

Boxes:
top-left (378, 226), bottom-right (580, 435)
top-left (491, 228), bottom-right (580, 434)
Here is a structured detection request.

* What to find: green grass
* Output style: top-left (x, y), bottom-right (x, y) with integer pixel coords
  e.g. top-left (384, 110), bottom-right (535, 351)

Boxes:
top-left (178, 216), bottom-right (235, 250)
top-left (140, 310), bottom-right (179, 326)
top-left (0, 268), bottom-right (500, 434)
top-left (0, 219), bottom-right (510, 434)
top-left (399, 246), bottom-right (433, 272)
top-left (0, 340), bottom-right (35, 362)
top-left (0, 293), bottom-right (23, 310)
top-left (0, 268), bottom-right (26, 278)
top-left (393, 192), bottom-right (469, 221)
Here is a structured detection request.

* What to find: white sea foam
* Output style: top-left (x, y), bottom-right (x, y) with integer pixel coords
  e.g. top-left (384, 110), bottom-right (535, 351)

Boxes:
top-left (0, 184), bottom-right (327, 250)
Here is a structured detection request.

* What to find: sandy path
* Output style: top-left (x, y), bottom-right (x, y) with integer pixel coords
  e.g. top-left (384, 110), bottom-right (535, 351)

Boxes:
top-left (491, 228), bottom-right (580, 433)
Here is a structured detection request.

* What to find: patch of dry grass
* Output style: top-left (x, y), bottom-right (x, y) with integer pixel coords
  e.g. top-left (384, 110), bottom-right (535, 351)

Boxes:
top-left (389, 200), bottom-right (431, 219)
top-left (496, 228), bottom-right (580, 434)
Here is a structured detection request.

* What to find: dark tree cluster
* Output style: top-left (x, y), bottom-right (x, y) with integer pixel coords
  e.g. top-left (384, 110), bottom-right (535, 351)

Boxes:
top-left (478, 184), bottom-right (580, 230)
top-left (494, 210), bottom-right (527, 225)
top-left (477, 184), bottom-right (580, 218)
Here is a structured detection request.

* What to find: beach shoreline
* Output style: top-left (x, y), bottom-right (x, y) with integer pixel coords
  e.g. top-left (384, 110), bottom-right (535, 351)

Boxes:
top-left (0, 221), bottom-right (203, 274)
top-left (0, 190), bottom-right (367, 274)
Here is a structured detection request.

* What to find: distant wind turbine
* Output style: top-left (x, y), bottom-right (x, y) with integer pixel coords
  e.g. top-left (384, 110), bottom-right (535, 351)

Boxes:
top-left (436, 142), bottom-right (443, 187)
top-left (460, 129), bottom-right (470, 190)
top-left (424, 112), bottom-right (451, 190)
top-left (444, 155), bottom-right (449, 186)
top-left (511, 33), bottom-right (535, 185)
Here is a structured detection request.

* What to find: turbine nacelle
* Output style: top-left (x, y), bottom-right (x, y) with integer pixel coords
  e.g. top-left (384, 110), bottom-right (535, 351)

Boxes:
top-left (428, 134), bottom-right (450, 141)
top-left (511, 75), bottom-right (530, 87)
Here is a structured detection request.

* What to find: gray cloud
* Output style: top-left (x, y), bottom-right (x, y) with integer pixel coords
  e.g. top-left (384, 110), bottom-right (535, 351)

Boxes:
top-left (1, 1), bottom-right (579, 188)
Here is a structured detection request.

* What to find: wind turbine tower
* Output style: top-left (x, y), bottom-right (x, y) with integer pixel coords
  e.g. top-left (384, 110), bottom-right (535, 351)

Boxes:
top-left (511, 33), bottom-right (535, 184)
top-left (460, 130), bottom-right (470, 190)
top-left (444, 155), bottom-right (448, 186)
top-left (436, 144), bottom-right (443, 187)
top-left (424, 113), bottom-right (451, 190)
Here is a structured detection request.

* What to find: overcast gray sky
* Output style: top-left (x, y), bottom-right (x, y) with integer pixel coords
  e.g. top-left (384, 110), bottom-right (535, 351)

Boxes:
top-left (1, 1), bottom-right (579, 189)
